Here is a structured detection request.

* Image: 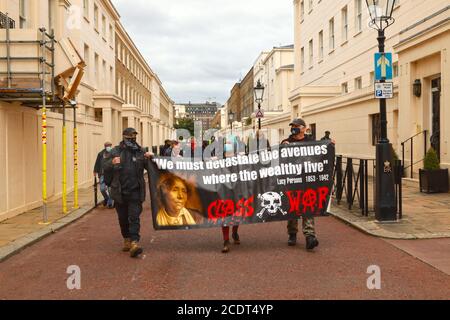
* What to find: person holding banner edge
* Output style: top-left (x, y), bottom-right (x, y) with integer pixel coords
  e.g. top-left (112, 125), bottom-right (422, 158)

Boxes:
top-left (103, 128), bottom-right (153, 258)
top-left (281, 118), bottom-right (321, 251)
top-left (221, 133), bottom-right (242, 253)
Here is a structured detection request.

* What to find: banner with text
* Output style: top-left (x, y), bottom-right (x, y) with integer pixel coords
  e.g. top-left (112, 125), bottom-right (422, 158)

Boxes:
top-left (148, 141), bottom-right (335, 230)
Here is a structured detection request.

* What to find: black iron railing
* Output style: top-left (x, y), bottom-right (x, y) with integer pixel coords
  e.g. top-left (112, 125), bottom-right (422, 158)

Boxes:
top-left (401, 130), bottom-right (427, 178)
top-left (0, 12), bottom-right (15, 29)
top-left (333, 155), bottom-right (403, 219)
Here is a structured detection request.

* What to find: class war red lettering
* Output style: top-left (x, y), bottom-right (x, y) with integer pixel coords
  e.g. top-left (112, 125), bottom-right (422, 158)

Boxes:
top-left (286, 187), bottom-right (330, 215)
top-left (208, 196), bottom-right (254, 221)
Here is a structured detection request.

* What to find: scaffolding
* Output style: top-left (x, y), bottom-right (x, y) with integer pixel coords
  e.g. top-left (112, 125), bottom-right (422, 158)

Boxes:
top-left (0, 12), bottom-right (83, 223)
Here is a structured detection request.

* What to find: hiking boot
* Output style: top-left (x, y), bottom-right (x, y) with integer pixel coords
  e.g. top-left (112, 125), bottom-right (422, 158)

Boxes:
top-left (130, 241), bottom-right (143, 258)
top-left (306, 236), bottom-right (319, 251)
top-left (222, 240), bottom-right (231, 254)
top-left (122, 238), bottom-right (132, 252)
top-left (232, 232), bottom-right (241, 245)
top-left (288, 233), bottom-right (297, 246)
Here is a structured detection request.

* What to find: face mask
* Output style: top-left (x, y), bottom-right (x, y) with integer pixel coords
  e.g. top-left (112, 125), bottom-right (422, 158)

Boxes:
top-left (124, 138), bottom-right (139, 150)
top-left (106, 147), bottom-right (112, 153)
top-left (291, 128), bottom-right (301, 136)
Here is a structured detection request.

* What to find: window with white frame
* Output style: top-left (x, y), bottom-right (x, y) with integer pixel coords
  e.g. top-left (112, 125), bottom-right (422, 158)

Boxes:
top-left (300, 1), bottom-right (305, 21)
top-left (301, 47), bottom-right (305, 73)
top-left (84, 44), bottom-right (90, 81)
top-left (83, 0), bottom-right (89, 18)
top-left (19, 0), bottom-right (27, 28)
top-left (355, 0), bottom-right (363, 32)
top-left (342, 6), bottom-right (348, 42)
top-left (102, 15), bottom-right (106, 37)
top-left (342, 82), bottom-right (348, 94)
top-left (329, 18), bottom-right (335, 51)
top-left (94, 4), bottom-right (99, 31)
top-left (309, 39), bottom-right (313, 67)
top-left (355, 77), bottom-right (362, 90)
top-left (319, 30), bottom-right (324, 60)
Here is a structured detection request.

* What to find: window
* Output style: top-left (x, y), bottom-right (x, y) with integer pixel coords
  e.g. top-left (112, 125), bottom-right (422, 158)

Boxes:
top-left (301, 47), bottom-right (305, 73)
top-left (110, 66), bottom-right (114, 92)
top-left (355, 0), bottom-right (363, 32)
top-left (109, 24), bottom-right (113, 44)
top-left (309, 0), bottom-right (313, 12)
top-left (342, 82), bottom-right (348, 94)
top-left (19, 0), bottom-right (27, 28)
top-left (83, 0), bottom-right (89, 18)
top-left (102, 15), bottom-right (106, 37)
top-left (84, 44), bottom-right (90, 80)
top-left (371, 113), bottom-right (381, 146)
top-left (319, 30), bottom-right (324, 60)
top-left (94, 4), bottom-right (99, 31)
top-left (102, 60), bottom-right (106, 88)
top-left (329, 18), bottom-right (335, 51)
top-left (342, 6), bottom-right (348, 42)
top-left (355, 77), bottom-right (362, 90)
top-left (309, 123), bottom-right (317, 140)
top-left (94, 53), bottom-right (99, 87)
top-left (309, 39), bottom-right (313, 67)
top-left (300, 1), bottom-right (305, 21)
top-left (370, 71), bottom-right (375, 85)
top-left (393, 62), bottom-right (399, 77)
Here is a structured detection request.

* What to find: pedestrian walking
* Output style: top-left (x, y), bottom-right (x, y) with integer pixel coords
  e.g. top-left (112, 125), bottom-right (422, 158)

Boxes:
top-left (94, 142), bottom-right (114, 209)
top-left (281, 118), bottom-right (320, 251)
top-left (103, 128), bottom-right (153, 258)
top-left (221, 133), bottom-right (241, 253)
top-left (321, 131), bottom-right (332, 141)
top-left (160, 140), bottom-right (172, 156)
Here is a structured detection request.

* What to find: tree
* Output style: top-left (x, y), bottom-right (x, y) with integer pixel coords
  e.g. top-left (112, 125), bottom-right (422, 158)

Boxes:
top-left (175, 118), bottom-right (195, 137)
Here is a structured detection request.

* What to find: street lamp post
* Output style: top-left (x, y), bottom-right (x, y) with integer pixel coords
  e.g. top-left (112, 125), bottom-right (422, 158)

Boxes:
top-left (366, 0), bottom-right (397, 222)
top-left (254, 80), bottom-right (265, 131)
top-left (228, 111), bottom-right (235, 135)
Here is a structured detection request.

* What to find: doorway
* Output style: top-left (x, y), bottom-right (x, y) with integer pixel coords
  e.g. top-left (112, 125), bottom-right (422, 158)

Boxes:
top-left (430, 77), bottom-right (441, 160)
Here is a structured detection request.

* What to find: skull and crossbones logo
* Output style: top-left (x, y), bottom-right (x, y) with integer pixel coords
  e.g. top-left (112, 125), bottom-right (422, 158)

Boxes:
top-left (257, 192), bottom-right (288, 219)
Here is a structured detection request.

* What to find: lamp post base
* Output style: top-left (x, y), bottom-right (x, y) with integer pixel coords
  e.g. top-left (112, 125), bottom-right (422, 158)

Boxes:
top-left (375, 142), bottom-right (397, 222)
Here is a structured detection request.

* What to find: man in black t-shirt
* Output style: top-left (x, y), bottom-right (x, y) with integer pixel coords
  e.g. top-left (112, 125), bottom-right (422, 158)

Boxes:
top-left (281, 118), bottom-right (319, 251)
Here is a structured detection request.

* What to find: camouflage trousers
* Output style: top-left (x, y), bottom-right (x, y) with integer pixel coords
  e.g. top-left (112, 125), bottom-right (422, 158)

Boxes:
top-left (287, 217), bottom-right (315, 237)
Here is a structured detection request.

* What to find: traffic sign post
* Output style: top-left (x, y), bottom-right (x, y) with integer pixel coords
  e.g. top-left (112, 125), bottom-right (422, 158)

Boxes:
top-left (375, 82), bottom-right (394, 99)
top-left (255, 109), bottom-right (264, 119)
top-left (375, 53), bottom-right (393, 81)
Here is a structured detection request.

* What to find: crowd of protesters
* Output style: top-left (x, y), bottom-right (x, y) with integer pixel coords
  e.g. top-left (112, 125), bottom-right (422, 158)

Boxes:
top-left (94, 120), bottom-right (334, 258)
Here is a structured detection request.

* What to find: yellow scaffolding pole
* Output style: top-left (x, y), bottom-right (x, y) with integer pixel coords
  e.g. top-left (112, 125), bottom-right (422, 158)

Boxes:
top-left (42, 105), bottom-right (48, 223)
top-left (62, 102), bottom-right (67, 214)
top-left (40, 28), bottom-right (49, 225)
top-left (73, 104), bottom-right (79, 209)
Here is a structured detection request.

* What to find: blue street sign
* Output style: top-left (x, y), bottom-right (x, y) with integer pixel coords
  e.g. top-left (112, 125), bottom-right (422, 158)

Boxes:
top-left (374, 53), bottom-right (393, 80)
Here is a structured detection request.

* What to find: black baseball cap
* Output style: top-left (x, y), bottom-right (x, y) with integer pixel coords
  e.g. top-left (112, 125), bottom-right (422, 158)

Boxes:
top-left (289, 118), bottom-right (306, 127)
top-left (123, 128), bottom-right (138, 136)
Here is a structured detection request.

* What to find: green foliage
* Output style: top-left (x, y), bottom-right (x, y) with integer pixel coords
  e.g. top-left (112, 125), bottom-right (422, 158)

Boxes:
top-left (175, 118), bottom-right (194, 137)
top-left (245, 117), bottom-right (253, 126)
top-left (423, 148), bottom-right (440, 171)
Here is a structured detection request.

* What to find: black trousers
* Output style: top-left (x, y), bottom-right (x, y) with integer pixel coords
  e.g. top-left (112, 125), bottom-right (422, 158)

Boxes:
top-left (115, 197), bottom-right (143, 242)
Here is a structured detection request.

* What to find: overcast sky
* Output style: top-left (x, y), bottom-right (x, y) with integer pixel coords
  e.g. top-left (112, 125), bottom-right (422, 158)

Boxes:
top-left (111, 0), bottom-right (293, 104)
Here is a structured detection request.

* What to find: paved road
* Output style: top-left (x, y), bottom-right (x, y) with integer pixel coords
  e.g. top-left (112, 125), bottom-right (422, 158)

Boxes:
top-left (0, 200), bottom-right (449, 300)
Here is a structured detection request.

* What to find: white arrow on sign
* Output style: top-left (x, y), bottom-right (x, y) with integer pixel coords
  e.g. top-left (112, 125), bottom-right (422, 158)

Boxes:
top-left (377, 55), bottom-right (391, 79)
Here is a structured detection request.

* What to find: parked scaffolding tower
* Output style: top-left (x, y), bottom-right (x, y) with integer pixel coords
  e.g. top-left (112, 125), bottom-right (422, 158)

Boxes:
top-left (0, 12), bottom-right (82, 223)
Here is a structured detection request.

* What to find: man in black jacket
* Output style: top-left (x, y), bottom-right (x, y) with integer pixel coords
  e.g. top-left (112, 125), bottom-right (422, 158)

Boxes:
top-left (103, 128), bottom-right (153, 258)
top-left (281, 119), bottom-right (319, 251)
top-left (94, 142), bottom-right (114, 208)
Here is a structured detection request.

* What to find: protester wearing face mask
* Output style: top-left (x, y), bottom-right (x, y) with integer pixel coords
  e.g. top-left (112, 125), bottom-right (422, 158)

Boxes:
top-left (94, 142), bottom-right (114, 208)
top-left (281, 119), bottom-right (320, 252)
top-left (103, 128), bottom-right (153, 258)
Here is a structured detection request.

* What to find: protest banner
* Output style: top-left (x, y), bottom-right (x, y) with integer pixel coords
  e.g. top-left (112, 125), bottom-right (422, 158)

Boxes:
top-left (148, 141), bottom-right (335, 230)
